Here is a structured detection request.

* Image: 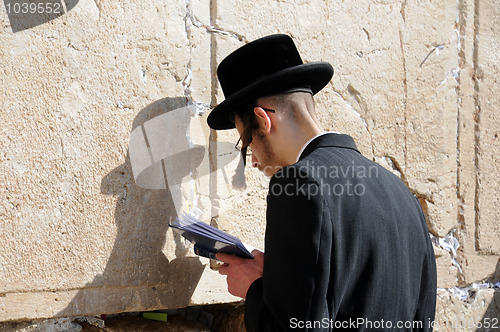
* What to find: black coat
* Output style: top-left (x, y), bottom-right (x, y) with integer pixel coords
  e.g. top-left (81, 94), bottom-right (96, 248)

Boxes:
top-left (245, 133), bottom-right (437, 331)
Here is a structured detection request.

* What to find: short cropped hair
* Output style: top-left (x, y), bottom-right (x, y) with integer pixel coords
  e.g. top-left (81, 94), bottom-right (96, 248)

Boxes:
top-left (229, 92), bottom-right (314, 165)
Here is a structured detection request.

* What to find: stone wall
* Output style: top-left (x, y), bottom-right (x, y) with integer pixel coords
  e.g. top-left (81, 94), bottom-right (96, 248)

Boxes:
top-left (0, 0), bottom-right (498, 329)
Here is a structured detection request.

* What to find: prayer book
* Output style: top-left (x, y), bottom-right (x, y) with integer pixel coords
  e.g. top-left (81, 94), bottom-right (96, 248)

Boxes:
top-left (169, 213), bottom-right (254, 260)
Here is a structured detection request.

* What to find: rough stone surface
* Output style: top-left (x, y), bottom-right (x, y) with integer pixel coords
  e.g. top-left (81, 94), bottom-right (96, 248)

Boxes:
top-left (400, 0), bottom-right (459, 238)
top-left (434, 288), bottom-right (500, 331)
top-left (0, 0), bottom-right (499, 327)
top-left (0, 313), bottom-right (210, 332)
top-left (0, 303), bottom-right (246, 331)
top-left (0, 0), bottom-right (235, 322)
top-left (474, 0), bottom-right (500, 255)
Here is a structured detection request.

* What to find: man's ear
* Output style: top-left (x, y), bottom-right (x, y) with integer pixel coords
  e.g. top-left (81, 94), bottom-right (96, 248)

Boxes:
top-left (253, 107), bottom-right (272, 133)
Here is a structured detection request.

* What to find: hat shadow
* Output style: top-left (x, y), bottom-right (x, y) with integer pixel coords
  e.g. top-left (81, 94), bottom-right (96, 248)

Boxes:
top-left (57, 97), bottom-right (206, 317)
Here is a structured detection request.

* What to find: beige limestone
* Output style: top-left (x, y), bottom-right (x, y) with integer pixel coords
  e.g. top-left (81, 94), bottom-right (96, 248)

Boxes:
top-left (455, 0), bottom-right (481, 286)
top-left (401, 0), bottom-right (460, 237)
top-left (0, 0), bottom-right (499, 326)
top-left (435, 288), bottom-right (500, 331)
top-left (474, 0), bottom-right (500, 255)
top-left (0, 0), bottom-right (235, 322)
top-left (454, 0), bottom-right (500, 285)
top-left (434, 246), bottom-right (459, 289)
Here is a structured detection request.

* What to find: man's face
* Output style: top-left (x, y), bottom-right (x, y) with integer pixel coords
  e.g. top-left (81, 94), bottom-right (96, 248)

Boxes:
top-left (234, 114), bottom-right (282, 177)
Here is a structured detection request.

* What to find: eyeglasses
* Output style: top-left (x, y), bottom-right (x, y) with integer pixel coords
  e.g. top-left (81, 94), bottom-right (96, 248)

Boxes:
top-left (259, 108), bottom-right (276, 114)
top-left (234, 107), bottom-right (275, 165)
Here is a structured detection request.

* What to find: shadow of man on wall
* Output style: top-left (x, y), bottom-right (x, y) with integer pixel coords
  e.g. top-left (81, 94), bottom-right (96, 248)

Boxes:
top-left (476, 258), bottom-right (500, 332)
top-left (58, 97), bottom-right (206, 316)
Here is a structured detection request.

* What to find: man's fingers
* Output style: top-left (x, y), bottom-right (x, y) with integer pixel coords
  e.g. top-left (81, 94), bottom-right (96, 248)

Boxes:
top-left (216, 253), bottom-right (238, 264)
top-left (251, 249), bottom-right (264, 260)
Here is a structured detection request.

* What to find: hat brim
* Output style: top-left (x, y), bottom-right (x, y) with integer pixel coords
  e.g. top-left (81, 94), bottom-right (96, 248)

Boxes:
top-left (207, 62), bottom-right (334, 130)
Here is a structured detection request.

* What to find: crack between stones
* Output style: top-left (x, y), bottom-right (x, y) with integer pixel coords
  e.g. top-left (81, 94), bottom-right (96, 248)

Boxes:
top-left (182, 1), bottom-right (212, 115)
top-left (0, 283), bottom-right (184, 296)
top-left (354, 22), bottom-right (440, 239)
top-left (456, 0), bottom-right (468, 246)
top-left (400, 0), bottom-right (407, 22)
top-left (330, 85), bottom-right (375, 158)
top-left (205, 25), bottom-right (247, 42)
top-left (181, 0), bottom-right (221, 233)
top-left (384, 155), bottom-right (406, 183)
top-left (455, 0), bottom-right (469, 286)
top-left (354, 47), bottom-right (390, 58)
top-left (398, 28), bottom-right (408, 175)
top-left (437, 281), bottom-right (500, 303)
top-left (330, 85), bottom-right (425, 204)
top-left (208, 0), bottom-right (220, 228)
top-left (431, 229), bottom-right (465, 280)
top-left (182, 0), bottom-right (245, 108)
top-left (192, 0), bottom-right (248, 227)
top-left (419, 45), bottom-right (446, 68)
top-left (182, 0), bottom-right (195, 106)
top-left (185, 2), bottom-right (247, 43)
top-left (472, 0), bottom-right (481, 253)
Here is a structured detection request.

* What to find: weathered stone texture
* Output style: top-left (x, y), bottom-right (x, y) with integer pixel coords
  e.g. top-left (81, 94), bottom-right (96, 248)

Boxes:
top-left (452, 0), bottom-right (500, 286)
top-left (474, 0), bottom-right (500, 255)
top-left (0, 0), bottom-right (235, 322)
top-left (401, 0), bottom-right (460, 238)
top-left (435, 288), bottom-right (500, 331)
top-left (434, 246), bottom-right (460, 289)
top-left (0, 0), bottom-right (499, 326)
top-left (455, 0), bottom-right (483, 286)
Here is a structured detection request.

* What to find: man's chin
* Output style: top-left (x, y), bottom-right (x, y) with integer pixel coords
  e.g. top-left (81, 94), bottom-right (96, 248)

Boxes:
top-left (260, 165), bottom-right (281, 178)
top-left (257, 165), bottom-right (268, 177)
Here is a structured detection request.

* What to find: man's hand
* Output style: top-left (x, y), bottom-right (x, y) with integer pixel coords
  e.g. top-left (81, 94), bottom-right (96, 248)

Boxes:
top-left (217, 249), bottom-right (264, 299)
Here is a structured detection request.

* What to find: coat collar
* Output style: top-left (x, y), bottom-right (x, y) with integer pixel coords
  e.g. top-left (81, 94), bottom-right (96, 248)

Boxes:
top-left (298, 132), bottom-right (360, 161)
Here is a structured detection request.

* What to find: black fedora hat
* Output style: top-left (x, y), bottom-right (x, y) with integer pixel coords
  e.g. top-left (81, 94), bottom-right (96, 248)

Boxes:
top-left (207, 34), bottom-right (334, 130)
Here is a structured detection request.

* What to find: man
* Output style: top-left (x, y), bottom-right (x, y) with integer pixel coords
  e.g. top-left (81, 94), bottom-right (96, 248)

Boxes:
top-left (207, 34), bottom-right (436, 331)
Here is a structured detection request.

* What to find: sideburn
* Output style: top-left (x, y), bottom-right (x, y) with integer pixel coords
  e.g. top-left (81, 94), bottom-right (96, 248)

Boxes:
top-left (238, 108), bottom-right (259, 165)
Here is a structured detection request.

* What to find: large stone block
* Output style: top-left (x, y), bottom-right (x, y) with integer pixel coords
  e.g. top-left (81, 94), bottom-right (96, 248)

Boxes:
top-left (454, 0), bottom-right (499, 285)
top-left (0, 0), bottom-right (238, 322)
top-left (400, 0), bottom-right (460, 237)
top-left (454, 0), bottom-right (483, 286)
top-left (475, 0), bottom-right (500, 255)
